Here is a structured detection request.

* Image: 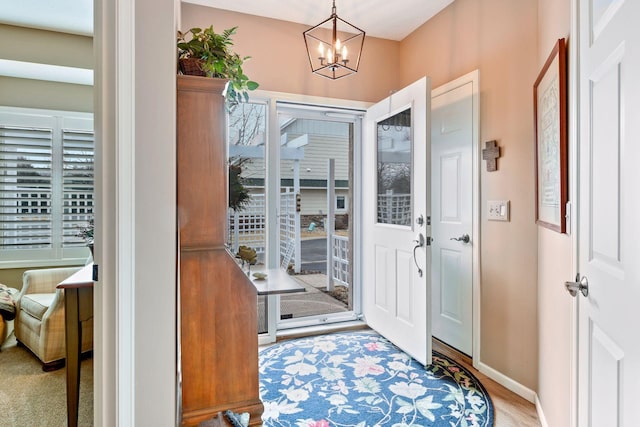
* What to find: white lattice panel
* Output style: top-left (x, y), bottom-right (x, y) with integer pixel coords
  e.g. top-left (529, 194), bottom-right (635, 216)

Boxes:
top-left (228, 194), bottom-right (266, 253)
top-left (377, 194), bottom-right (412, 225)
top-left (331, 234), bottom-right (350, 286)
top-left (279, 190), bottom-right (297, 267)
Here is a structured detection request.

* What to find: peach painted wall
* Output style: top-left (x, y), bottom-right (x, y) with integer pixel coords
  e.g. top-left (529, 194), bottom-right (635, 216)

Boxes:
top-left (181, 4), bottom-right (400, 103)
top-left (399, 0), bottom-right (539, 390)
top-left (537, 0), bottom-right (572, 425)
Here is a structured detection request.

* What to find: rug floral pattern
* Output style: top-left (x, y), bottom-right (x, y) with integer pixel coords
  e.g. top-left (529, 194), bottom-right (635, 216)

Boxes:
top-left (259, 331), bottom-right (493, 427)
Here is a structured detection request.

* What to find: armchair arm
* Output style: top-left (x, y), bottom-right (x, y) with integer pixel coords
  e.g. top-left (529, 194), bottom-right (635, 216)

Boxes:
top-left (40, 287), bottom-right (66, 334)
top-left (20, 267), bottom-right (83, 298)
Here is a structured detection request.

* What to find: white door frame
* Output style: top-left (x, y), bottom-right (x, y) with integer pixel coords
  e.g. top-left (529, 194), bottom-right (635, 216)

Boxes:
top-left (568, 2), bottom-right (580, 427)
top-left (96, 0), bottom-right (179, 425)
top-left (256, 91), bottom-right (370, 345)
top-left (431, 70), bottom-right (481, 366)
top-left (94, 0), bottom-right (136, 425)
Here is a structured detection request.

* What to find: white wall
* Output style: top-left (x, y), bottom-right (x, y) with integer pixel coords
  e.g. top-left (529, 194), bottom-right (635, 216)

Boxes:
top-left (133, 0), bottom-right (177, 424)
top-left (96, 0), bottom-right (177, 424)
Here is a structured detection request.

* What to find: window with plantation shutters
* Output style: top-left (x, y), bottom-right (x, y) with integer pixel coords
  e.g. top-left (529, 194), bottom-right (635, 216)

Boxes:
top-left (62, 128), bottom-right (94, 248)
top-left (0, 125), bottom-right (53, 249)
top-left (0, 107), bottom-right (93, 266)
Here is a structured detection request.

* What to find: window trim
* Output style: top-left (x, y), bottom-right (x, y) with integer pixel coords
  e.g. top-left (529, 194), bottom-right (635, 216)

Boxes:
top-left (0, 106), bottom-right (94, 268)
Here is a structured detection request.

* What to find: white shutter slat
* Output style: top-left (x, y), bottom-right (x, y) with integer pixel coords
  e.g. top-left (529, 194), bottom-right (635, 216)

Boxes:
top-left (0, 125), bottom-right (53, 249)
top-left (62, 128), bottom-right (94, 248)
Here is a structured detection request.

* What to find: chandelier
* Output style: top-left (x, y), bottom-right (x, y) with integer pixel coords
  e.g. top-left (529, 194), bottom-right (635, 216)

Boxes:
top-left (303, 0), bottom-right (366, 80)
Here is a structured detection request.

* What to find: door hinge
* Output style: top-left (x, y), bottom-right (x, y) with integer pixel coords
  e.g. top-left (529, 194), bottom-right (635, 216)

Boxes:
top-left (92, 264), bottom-right (99, 281)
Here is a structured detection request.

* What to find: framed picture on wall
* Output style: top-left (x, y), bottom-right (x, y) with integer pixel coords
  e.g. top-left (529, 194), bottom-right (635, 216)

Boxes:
top-left (534, 38), bottom-right (568, 233)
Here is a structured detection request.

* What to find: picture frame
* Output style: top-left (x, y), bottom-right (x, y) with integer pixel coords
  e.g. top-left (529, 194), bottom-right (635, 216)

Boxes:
top-left (534, 38), bottom-right (568, 233)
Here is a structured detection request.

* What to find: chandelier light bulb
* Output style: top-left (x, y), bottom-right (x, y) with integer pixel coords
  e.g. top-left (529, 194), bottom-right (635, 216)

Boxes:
top-left (342, 45), bottom-right (348, 60)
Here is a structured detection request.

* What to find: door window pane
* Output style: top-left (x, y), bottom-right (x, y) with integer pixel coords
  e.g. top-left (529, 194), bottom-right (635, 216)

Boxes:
top-left (377, 108), bottom-right (412, 226)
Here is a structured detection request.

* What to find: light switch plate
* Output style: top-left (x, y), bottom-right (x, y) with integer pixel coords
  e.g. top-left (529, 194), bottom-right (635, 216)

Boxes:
top-left (488, 200), bottom-right (509, 221)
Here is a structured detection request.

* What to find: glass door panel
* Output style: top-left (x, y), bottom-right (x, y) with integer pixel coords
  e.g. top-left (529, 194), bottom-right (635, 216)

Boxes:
top-left (277, 112), bottom-right (355, 326)
top-left (227, 102), bottom-right (268, 333)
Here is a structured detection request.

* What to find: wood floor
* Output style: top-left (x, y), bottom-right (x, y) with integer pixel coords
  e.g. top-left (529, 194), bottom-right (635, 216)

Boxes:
top-left (433, 339), bottom-right (540, 427)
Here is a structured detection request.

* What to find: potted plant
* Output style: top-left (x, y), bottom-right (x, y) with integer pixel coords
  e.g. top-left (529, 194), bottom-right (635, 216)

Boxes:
top-left (76, 217), bottom-right (94, 258)
top-left (236, 245), bottom-right (257, 274)
top-left (177, 25), bottom-right (259, 105)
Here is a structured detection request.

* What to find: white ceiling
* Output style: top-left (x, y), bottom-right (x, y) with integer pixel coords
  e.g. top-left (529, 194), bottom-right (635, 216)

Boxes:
top-left (0, 0), bottom-right (454, 41)
top-left (184, 0), bottom-right (454, 41)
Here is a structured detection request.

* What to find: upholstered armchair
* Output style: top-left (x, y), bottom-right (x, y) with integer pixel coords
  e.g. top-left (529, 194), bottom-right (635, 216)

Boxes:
top-left (14, 266), bottom-right (93, 370)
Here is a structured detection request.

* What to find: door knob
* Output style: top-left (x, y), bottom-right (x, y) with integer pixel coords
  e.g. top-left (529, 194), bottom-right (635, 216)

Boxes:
top-left (565, 274), bottom-right (589, 297)
top-left (450, 234), bottom-right (470, 244)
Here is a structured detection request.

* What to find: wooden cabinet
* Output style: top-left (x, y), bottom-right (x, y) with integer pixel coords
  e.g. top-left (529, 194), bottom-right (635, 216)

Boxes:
top-left (177, 75), bottom-right (263, 426)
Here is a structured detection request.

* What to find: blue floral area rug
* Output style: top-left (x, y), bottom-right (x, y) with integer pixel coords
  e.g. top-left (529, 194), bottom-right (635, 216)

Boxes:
top-left (259, 331), bottom-right (494, 427)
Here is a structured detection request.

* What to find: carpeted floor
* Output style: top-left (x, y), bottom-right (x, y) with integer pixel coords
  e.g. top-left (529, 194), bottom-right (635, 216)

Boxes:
top-left (0, 333), bottom-right (93, 426)
top-left (259, 330), bottom-right (494, 427)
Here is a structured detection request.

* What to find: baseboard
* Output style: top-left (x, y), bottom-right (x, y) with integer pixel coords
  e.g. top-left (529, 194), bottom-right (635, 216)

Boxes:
top-left (476, 361), bottom-right (536, 403)
top-left (535, 394), bottom-right (550, 427)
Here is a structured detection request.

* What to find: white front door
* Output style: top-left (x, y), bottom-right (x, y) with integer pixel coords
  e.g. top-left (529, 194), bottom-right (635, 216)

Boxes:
top-left (577, 0), bottom-right (640, 424)
top-left (362, 77), bottom-right (432, 366)
top-left (431, 76), bottom-right (475, 356)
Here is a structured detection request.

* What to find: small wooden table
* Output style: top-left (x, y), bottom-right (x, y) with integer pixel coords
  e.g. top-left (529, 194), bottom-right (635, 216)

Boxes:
top-left (57, 264), bottom-right (94, 427)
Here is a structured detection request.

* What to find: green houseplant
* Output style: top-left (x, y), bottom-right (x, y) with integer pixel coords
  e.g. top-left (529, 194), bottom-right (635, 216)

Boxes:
top-left (177, 25), bottom-right (259, 105)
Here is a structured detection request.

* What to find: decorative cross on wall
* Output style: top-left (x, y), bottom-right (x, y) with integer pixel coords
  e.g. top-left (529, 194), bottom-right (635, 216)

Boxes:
top-left (482, 140), bottom-right (501, 172)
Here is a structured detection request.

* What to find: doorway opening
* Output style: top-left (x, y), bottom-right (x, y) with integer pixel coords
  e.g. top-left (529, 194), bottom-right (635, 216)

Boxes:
top-left (430, 70), bottom-right (480, 361)
top-left (226, 99), bottom-right (364, 342)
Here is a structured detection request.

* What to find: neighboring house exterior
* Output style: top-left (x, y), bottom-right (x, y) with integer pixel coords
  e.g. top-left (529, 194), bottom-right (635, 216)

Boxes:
top-left (233, 116), bottom-right (351, 228)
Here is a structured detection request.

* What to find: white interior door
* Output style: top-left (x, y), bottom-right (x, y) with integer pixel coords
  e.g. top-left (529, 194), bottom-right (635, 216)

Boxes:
top-left (577, 0), bottom-right (640, 424)
top-left (362, 77), bottom-right (432, 366)
top-left (431, 79), bottom-right (474, 356)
